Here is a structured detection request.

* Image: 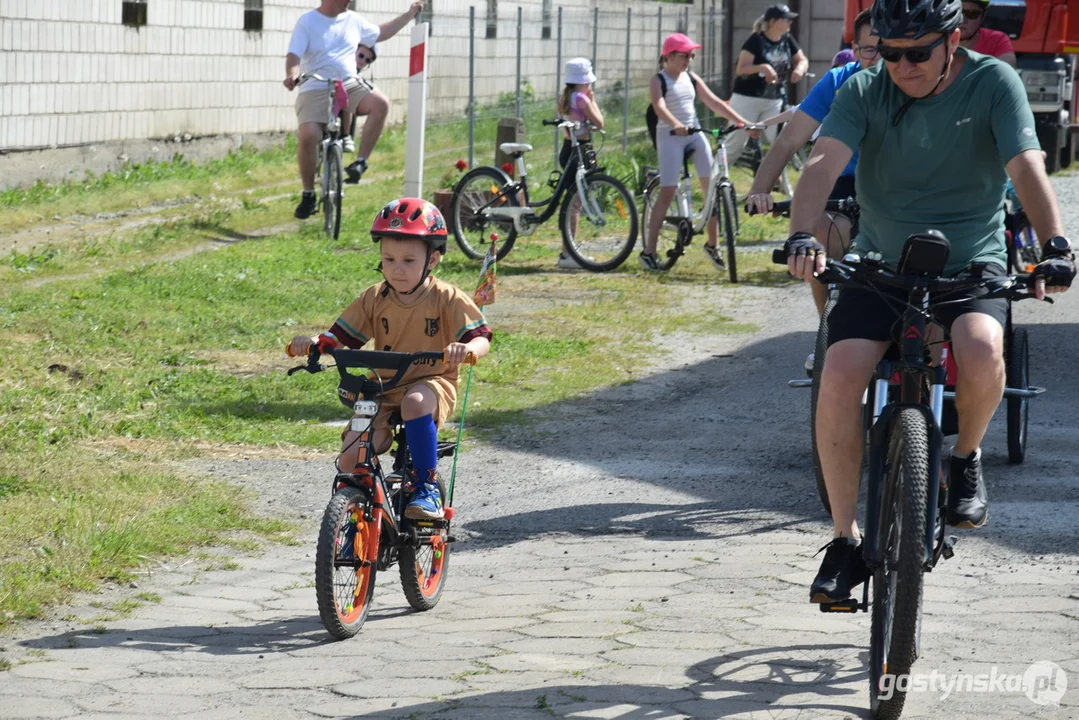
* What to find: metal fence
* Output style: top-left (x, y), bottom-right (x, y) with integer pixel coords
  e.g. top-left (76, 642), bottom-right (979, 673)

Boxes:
top-left (412, 3), bottom-right (729, 194)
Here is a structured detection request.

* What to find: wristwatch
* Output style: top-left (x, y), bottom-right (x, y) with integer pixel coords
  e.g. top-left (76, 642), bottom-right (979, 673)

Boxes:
top-left (1043, 236), bottom-right (1072, 257)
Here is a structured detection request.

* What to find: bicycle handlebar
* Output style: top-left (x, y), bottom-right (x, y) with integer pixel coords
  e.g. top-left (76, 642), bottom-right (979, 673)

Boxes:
top-left (675, 123), bottom-right (767, 138)
top-left (748, 196), bottom-right (858, 217)
top-left (770, 250), bottom-right (1041, 302)
top-left (287, 347), bottom-right (477, 392)
top-left (544, 118), bottom-right (601, 133)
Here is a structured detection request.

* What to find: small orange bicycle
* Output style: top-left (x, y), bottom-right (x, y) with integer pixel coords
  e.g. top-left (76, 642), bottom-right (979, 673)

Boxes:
top-left (288, 346), bottom-right (473, 639)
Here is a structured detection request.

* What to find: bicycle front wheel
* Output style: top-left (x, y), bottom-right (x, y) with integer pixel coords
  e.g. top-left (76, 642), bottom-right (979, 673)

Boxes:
top-left (641, 174), bottom-right (686, 271)
top-left (561, 173), bottom-right (638, 272)
top-left (450, 167), bottom-right (518, 261)
top-left (323, 144), bottom-right (343, 240)
top-left (399, 476), bottom-right (450, 611)
top-left (810, 296), bottom-right (836, 517)
top-left (1006, 327), bottom-right (1030, 464)
top-left (315, 486), bottom-right (378, 640)
top-left (719, 184), bottom-right (739, 283)
top-left (869, 407), bottom-right (929, 720)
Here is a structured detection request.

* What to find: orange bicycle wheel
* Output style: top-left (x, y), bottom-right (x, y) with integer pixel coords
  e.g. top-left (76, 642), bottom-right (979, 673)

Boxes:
top-left (399, 476), bottom-right (449, 611)
top-left (315, 486), bottom-right (378, 639)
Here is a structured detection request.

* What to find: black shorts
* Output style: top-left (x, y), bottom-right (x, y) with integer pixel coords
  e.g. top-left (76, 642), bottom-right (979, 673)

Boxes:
top-left (827, 262), bottom-right (1010, 347)
top-left (829, 174), bottom-right (856, 201)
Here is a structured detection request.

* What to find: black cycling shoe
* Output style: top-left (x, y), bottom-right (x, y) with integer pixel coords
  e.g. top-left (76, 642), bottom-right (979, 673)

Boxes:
top-left (810, 536), bottom-right (870, 603)
top-left (294, 191), bottom-right (317, 219)
top-left (947, 450), bottom-right (988, 528)
top-left (344, 158), bottom-right (368, 185)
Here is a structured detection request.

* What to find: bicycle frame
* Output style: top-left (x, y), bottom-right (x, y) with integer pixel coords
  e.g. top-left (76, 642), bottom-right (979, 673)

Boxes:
top-left (477, 121), bottom-right (605, 235)
top-left (666, 127), bottom-right (743, 236)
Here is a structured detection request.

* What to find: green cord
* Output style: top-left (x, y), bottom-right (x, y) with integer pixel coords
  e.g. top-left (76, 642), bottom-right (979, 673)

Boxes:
top-left (447, 362), bottom-right (473, 507)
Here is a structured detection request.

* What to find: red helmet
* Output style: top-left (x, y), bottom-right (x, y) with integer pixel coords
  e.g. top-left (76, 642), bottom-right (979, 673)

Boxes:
top-left (370, 198), bottom-right (448, 254)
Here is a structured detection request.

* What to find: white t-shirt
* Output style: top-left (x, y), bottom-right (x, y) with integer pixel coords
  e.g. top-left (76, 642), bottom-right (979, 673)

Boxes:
top-left (655, 71), bottom-right (699, 131)
top-left (288, 9), bottom-right (380, 94)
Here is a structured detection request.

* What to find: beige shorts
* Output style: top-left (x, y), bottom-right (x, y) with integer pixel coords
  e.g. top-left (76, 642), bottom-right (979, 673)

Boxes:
top-left (295, 77), bottom-right (375, 126)
top-left (339, 377), bottom-right (458, 444)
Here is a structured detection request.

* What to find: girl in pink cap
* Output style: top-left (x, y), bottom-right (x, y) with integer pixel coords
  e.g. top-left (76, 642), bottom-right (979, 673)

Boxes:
top-left (640, 33), bottom-right (757, 272)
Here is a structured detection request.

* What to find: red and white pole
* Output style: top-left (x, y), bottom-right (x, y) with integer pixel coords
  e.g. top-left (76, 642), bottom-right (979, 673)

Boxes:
top-left (403, 22), bottom-right (429, 198)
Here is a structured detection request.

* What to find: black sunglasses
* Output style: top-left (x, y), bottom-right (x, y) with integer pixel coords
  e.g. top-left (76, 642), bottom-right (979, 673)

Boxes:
top-left (962, 8), bottom-right (985, 20)
top-left (877, 34), bottom-right (947, 64)
top-left (357, 50), bottom-right (375, 64)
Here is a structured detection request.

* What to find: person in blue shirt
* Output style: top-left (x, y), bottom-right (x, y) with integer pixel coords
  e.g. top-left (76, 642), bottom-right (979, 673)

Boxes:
top-left (746, 8), bottom-right (880, 322)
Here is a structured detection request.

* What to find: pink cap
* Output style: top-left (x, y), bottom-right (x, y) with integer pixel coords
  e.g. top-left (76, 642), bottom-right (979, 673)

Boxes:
top-left (662, 33), bottom-right (702, 56)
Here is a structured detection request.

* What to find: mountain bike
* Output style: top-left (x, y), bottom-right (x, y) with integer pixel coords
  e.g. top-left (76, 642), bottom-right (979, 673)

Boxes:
top-left (641, 124), bottom-right (766, 281)
top-left (772, 237), bottom-right (1044, 718)
top-left (449, 119), bottom-right (638, 272)
top-left (298, 73), bottom-right (349, 240)
top-left (287, 346), bottom-right (475, 639)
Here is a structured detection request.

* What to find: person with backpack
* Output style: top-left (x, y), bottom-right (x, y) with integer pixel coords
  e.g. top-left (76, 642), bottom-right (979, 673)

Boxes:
top-left (639, 33), bottom-right (758, 271)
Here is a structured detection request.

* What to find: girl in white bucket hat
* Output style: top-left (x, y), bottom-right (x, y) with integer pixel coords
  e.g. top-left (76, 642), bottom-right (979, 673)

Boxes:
top-left (555, 58), bottom-right (605, 269)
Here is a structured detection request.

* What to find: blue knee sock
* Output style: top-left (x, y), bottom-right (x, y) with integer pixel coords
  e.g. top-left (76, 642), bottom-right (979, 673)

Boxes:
top-left (404, 414), bottom-right (438, 481)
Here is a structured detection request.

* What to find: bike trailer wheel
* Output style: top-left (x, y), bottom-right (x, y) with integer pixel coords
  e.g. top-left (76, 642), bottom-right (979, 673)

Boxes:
top-left (315, 486), bottom-right (378, 639)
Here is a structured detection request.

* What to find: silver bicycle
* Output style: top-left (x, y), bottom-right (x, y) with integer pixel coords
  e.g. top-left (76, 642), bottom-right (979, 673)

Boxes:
top-left (641, 123), bottom-right (766, 281)
top-left (298, 73), bottom-right (349, 240)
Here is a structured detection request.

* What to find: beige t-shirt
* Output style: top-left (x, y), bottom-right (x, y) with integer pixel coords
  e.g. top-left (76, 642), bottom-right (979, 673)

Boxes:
top-left (331, 277), bottom-right (489, 387)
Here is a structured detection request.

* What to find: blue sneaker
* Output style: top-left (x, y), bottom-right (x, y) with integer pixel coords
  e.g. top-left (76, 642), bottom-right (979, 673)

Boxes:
top-left (405, 473), bottom-right (444, 520)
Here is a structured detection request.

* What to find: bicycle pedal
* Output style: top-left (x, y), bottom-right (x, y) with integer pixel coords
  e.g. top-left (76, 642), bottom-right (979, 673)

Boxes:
top-left (941, 534), bottom-right (958, 560)
top-left (819, 598), bottom-right (860, 613)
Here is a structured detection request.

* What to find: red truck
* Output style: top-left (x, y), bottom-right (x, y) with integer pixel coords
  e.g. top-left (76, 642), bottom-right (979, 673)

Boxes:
top-left (845, 0), bottom-right (1079, 172)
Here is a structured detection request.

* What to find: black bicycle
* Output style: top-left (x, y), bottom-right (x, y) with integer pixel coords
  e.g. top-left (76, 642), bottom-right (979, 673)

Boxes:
top-left (773, 235), bottom-right (1045, 718)
top-left (288, 347), bottom-right (473, 639)
top-left (449, 119), bottom-right (638, 272)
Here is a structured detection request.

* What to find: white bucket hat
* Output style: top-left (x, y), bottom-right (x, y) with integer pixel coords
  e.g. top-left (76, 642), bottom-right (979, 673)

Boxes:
top-left (564, 58), bottom-right (597, 85)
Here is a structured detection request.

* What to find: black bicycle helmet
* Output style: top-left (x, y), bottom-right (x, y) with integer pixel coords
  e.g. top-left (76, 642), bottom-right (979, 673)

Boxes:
top-left (872, 0), bottom-right (964, 40)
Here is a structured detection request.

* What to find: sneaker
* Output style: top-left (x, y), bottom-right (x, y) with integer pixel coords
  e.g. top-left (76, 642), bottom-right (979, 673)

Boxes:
top-left (947, 449), bottom-right (988, 528)
top-left (294, 191), bottom-right (318, 219)
top-left (810, 536), bottom-right (870, 603)
top-left (405, 472), bottom-right (444, 520)
top-left (345, 158), bottom-right (368, 185)
top-left (342, 136), bottom-right (356, 154)
top-left (805, 352), bottom-right (815, 378)
top-left (703, 243), bottom-right (726, 270)
top-left (638, 251), bottom-right (661, 271)
top-left (557, 253), bottom-right (582, 270)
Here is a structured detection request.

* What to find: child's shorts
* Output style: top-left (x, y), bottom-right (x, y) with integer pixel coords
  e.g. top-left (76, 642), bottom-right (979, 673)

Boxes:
top-left (346, 377), bottom-right (457, 438)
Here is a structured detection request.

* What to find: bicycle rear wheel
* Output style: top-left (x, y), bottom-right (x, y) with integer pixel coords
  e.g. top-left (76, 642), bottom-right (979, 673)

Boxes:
top-left (399, 476), bottom-right (450, 611)
top-left (561, 173), bottom-right (638, 272)
top-left (641, 174), bottom-right (686, 271)
top-left (719, 184), bottom-right (739, 283)
top-left (450, 167), bottom-right (518, 260)
top-left (315, 486), bottom-right (377, 640)
top-left (1006, 327), bottom-right (1029, 464)
top-left (323, 144), bottom-right (343, 240)
top-left (869, 407), bottom-right (929, 720)
top-left (810, 297), bottom-right (835, 517)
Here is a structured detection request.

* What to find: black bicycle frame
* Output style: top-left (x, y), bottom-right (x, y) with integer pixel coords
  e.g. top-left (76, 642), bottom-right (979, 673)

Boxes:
top-left (478, 140), bottom-right (596, 226)
top-left (861, 285), bottom-right (949, 574)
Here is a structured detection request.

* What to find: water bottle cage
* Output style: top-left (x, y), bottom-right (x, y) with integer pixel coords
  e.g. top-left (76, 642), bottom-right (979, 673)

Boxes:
top-left (547, 170), bottom-right (562, 189)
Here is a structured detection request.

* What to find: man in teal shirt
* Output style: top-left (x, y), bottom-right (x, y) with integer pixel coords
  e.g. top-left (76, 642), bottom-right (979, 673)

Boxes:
top-left (784, 0), bottom-right (1075, 604)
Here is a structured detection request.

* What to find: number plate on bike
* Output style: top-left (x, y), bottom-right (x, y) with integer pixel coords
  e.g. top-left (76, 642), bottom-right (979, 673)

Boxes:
top-left (354, 400), bottom-right (378, 417)
top-left (351, 416), bottom-right (372, 432)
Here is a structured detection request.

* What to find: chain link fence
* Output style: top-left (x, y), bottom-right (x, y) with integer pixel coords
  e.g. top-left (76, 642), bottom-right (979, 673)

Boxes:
top-left (408, 3), bottom-right (729, 199)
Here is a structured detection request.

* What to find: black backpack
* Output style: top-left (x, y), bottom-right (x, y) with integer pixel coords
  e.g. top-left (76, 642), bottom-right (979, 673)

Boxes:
top-left (646, 72), bottom-right (700, 148)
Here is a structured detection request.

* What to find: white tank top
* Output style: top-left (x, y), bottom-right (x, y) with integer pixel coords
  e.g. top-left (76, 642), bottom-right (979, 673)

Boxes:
top-left (656, 70), bottom-right (699, 130)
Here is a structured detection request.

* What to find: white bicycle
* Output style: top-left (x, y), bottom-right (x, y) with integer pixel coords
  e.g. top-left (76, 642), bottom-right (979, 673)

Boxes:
top-left (641, 123), bottom-right (766, 281)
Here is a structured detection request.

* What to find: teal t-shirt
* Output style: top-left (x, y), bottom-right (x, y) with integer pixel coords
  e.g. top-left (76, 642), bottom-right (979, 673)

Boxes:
top-left (820, 49), bottom-right (1040, 275)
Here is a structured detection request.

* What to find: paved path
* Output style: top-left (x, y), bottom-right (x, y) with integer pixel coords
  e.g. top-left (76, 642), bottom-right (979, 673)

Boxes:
top-left (3, 282), bottom-right (1078, 719)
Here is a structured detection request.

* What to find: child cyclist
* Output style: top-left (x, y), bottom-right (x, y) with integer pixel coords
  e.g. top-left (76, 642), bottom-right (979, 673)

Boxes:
top-left (288, 198), bottom-right (492, 520)
top-left (639, 33), bottom-right (759, 272)
top-left (556, 58), bottom-right (604, 270)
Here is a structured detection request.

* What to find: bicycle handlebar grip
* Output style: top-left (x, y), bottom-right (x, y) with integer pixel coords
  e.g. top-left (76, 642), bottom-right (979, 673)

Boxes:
top-left (464, 351), bottom-right (478, 366)
top-left (773, 248), bottom-right (789, 264)
top-left (542, 119), bottom-right (560, 127)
